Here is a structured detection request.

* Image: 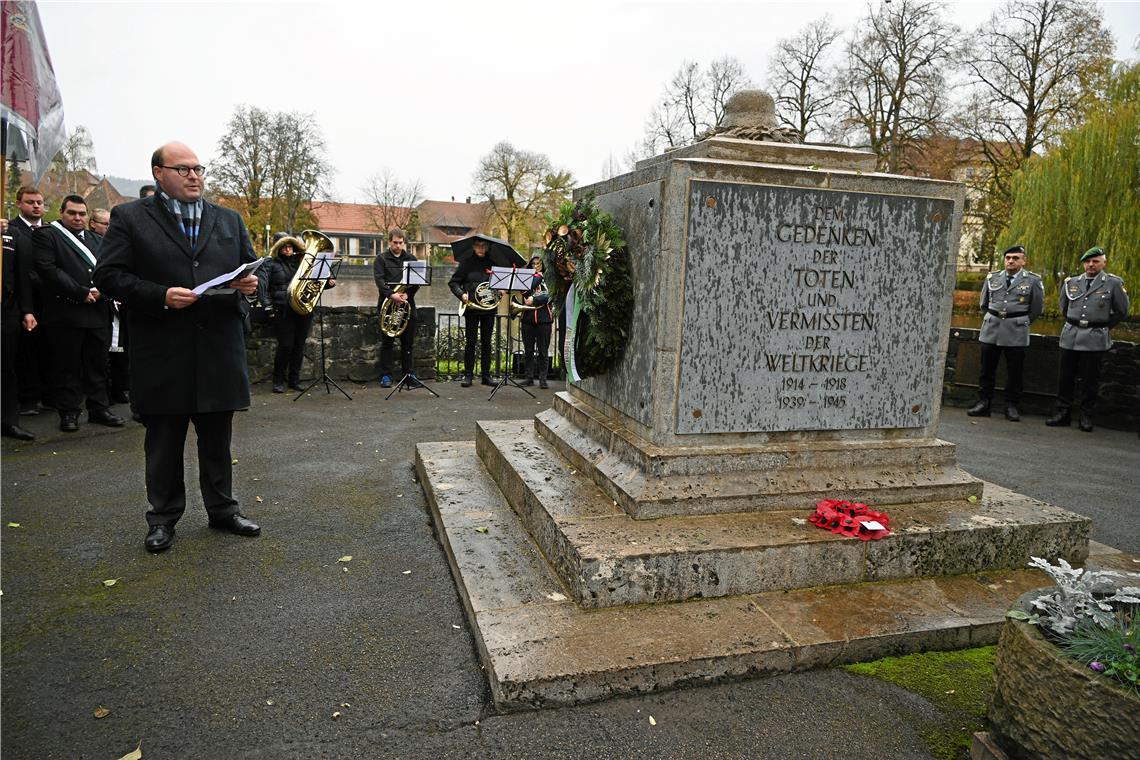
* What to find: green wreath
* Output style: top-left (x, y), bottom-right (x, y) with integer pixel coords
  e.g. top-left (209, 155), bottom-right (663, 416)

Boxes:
top-left (542, 195), bottom-right (634, 378)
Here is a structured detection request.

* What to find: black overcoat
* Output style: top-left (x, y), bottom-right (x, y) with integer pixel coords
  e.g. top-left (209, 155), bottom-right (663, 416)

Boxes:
top-left (33, 225), bottom-right (110, 329)
top-left (92, 197), bottom-right (255, 414)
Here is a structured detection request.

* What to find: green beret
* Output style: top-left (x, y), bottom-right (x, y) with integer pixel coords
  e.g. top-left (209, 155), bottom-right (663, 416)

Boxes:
top-left (1080, 246), bottom-right (1105, 262)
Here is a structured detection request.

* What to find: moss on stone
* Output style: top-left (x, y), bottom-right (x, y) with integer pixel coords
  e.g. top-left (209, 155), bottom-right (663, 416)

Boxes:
top-left (844, 646), bottom-right (996, 759)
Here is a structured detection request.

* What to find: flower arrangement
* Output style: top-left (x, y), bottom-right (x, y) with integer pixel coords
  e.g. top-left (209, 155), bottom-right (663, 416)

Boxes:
top-left (541, 196), bottom-right (633, 379)
top-left (1007, 556), bottom-right (1140, 694)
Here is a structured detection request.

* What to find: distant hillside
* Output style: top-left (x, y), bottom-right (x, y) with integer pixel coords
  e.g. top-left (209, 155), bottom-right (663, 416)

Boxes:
top-left (106, 175), bottom-right (150, 199)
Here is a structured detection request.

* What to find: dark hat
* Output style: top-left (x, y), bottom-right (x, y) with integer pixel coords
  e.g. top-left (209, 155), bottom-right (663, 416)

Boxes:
top-left (1003, 245), bottom-right (1025, 255)
top-left (1080, 246), bottom-right (1105, 262)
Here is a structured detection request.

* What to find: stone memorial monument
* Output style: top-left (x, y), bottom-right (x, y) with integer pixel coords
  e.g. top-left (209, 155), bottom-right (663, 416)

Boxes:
top-left (417, 91), bottom-right (1091, 710)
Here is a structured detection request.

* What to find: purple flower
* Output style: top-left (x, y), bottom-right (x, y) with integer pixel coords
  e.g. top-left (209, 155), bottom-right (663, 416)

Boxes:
top-left (1089, 661), bottom-right (1106, 673)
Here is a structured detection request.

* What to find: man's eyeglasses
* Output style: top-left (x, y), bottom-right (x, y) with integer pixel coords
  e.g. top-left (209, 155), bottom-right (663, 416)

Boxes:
top-left (159, 165), bottom-right (207, 177)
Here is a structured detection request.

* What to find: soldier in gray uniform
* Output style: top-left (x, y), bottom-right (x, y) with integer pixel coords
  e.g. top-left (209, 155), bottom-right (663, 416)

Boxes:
top-left (1045, 247), bottom-right (1130, 432)
top-left (967, 245), bottom-right (1044, 421)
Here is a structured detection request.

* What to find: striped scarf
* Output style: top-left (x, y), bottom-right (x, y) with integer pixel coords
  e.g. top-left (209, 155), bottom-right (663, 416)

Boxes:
top-left (158, 188), bottom-right (203, 248)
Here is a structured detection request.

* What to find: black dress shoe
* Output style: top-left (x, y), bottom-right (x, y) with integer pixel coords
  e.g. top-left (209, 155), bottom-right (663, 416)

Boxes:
top-left (89, 409), bottom-right (126, 427)
top-left (967, 401), bottom-right (991, 417)
top-left (1045, 411), bottom-right (1071, 427)
top-left (59, 414), bottom-right (79, 432)
top-left (2, 423), bottom-right (35, 441)
top-left (481, 376), bottom-right (494, 386)
top-left (272, 383), bottom-right (286, 393)
top-left (289, 382), bottom-right (306, 391)
top-left (1078, 413), bottom-right (1094, 433)
top-left (520, 378), bottom-right (535, 387)
top-left (539, 380), bottom-right (549, 389)
top-left (460, 375), bottom-right (473, 387)
top-left (1005, 405), bottom-right (1021, 422)
top-left (145, 524), bottom-right (175, 553)
top-left (208, 513), bottom-right (261, 536)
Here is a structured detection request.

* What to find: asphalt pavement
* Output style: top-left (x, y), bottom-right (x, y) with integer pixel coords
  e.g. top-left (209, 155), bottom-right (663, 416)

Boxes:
top-left (2, 383), bottom-right (1136, 760)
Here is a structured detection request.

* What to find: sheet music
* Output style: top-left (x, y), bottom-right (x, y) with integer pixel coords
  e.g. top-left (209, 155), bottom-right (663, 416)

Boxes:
top-left (489, 266), bottom-right (535, 291)
top-left (193, 257), bottom-right (267, 295)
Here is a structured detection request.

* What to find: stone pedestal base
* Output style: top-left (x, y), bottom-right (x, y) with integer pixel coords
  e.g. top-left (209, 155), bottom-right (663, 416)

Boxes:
top-left (416, 433), bottom-right (1095, 710)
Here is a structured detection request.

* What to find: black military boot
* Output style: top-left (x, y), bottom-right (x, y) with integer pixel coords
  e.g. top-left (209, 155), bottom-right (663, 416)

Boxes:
top-left (460, 375), bottom-right (473, 388)
top-left (967, 400), bottom-right (991, 417)
top-left (1005, 405), bottom-right (1021, 422)
top-left (1045, 410), bottom-right (1071, 427)
top-left (1078, 412), bottom-right (1094, 433)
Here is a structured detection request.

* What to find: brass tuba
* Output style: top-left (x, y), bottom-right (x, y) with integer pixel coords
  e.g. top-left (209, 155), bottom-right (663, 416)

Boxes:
top-left (379, 284), bottom-right (412, 337)
top-left (457, 281), bottom-right (500, 316)
top-left (286, 230), bottom-right (336, 316)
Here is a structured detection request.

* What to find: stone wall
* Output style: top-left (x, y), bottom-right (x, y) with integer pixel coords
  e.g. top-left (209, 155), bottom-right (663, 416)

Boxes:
top-left (245, 306), bottom-right (437, 384)
top-left (944, 327), bottom-right (1138, 431)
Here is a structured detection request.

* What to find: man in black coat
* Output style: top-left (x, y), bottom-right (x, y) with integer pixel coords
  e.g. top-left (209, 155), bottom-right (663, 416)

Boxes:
top-left (2, 220), bottom-right (36, 439)
top-left (33, 195), bottom-right (125, 432)
top-left (373, 227), bottom-right (419, 387)
top-left (8, 186), bottom-right (50, 415)
top-left (93, 142), bottom-right (262, 553)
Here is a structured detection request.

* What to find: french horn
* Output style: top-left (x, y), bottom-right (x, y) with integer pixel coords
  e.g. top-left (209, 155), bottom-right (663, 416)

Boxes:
top-left (457, 281), bottom-right (500, 316)
top-left (379, 284), bottom-right (412, 337)
top-left (286, 230), bottom-right (336, 316)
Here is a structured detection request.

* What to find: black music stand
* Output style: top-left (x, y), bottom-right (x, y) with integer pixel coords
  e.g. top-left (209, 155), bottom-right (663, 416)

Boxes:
top-left (385, 262), bottom-right (439, 399)
top-left (295, 255), bottom-right (351, 401)
top-left (488, 267), bottom-right (536, 400)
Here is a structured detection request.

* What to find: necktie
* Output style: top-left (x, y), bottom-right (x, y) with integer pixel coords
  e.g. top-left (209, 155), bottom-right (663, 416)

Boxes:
top-left (1006, 275), bottom-right (1014, 289)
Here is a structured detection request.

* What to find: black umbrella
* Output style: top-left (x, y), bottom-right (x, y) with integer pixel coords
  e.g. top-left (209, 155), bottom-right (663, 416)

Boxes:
top-left (451, 233), bottom-right (526, 268)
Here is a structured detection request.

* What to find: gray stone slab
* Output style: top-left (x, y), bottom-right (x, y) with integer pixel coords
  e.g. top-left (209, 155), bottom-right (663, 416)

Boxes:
top-left (678, 181), bottom-right (955, 434)
top-left (418, 437), bottom-right (1105, 711)
top-left (475, 420), bottom-right (1089, 608)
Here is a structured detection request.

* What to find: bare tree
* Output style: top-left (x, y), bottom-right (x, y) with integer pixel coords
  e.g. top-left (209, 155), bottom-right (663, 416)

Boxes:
top-left (51, 125), bottom-right (97, 192)
top-left (361, 167), bottom-right (424, 234)
top-left (643, 57), bottom-right (755, 152)
top-left (832, 0), bottom-right (960, 172)
top-left (474, 141), bottom-right (573, 249)
top-left (212, 105), bottom-right (333, 234)
top-left (767, 18), bottom-right (841, 141)
top-left (958, 0), bottom-right (1113, 198)
top-left (600, 153), bottom-right (624, 181)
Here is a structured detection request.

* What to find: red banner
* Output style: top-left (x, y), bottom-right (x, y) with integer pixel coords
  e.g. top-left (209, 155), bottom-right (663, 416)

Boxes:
top-left (1, 1), bottom-right (65, 182)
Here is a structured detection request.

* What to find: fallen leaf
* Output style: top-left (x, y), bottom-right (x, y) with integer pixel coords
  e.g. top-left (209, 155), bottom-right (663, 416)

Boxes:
top-left (102, 578), bottom-right (120, 587)
top-left (340, 702), bottom-right (351, 708)
top-left (342, 567), bottom-right (349, 573)
top-left (266, 700), bottom-right (274, 706)
top-left (255, 496), bottom-right (263, 503)
top-left (402, 570), bottom-right (412, 575)
top-left (7, 522), bottom-right (20, 528)
top-left (338, 556), bottom-right (353, 563)
top-left (649, 716), bottom-right (657, 726)
top-left (945, 689), bottom-right (956, 694)
top-left (475, 527), bottom-right (489, 534)
top-left (94, 706), bottom-right (111, 719)
top-left (231, 458), bottom-right (239, 465)
top-left (331, 711), bottom-right (341, 720)
top-left (452, 624), bottom-right (461, 629)
top-left (396, 493), bottom-right (403, 498)
top-left (252, 477), bottom-right (261, 481)
top-left (967, 495), bottom-right (979, 503)
top-left (116, 742), bottom-right (142, 760)
top-left (791, 517), bottom-right (807, 526)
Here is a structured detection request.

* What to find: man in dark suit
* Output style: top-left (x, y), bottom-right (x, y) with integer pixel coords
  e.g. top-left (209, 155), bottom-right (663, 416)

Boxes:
top-left (94, 141), bottom-right (262, 553)
top-left (33, 195), bottom-right (125, 432)
top-left (7, 187), bottom-right (50, 415)
top-left (2, 220), bottom-right (36, 439)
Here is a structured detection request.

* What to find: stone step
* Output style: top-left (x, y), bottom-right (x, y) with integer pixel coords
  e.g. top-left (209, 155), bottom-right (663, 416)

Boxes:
top-left (538, 392), bottom-right (983, 518)
top-left (475, 419), bottom-right (1089, 609)
top-left (416, 439), bottom-right (1104, 711)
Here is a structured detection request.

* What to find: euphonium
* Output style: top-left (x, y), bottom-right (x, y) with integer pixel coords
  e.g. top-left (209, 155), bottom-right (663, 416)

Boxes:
top-left (379, 284), bottom-right (412, 337)
top-left (457, 281), bottom-right (500, 316)
top-left (286, 230), bottom-right (335, 316)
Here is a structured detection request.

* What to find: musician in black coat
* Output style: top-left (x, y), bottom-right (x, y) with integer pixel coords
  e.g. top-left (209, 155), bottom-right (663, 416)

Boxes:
top-left (448, 239), bottom-right (496, 387)
top-left (519, 255), bottom-right (552, 388)
top-left (373, 228), bottom-right (419, 386)
top-left (33, 195), bottom-right (125, 432)
top-left (264, 233), bottom-right (334, 392)
top-left (93, 142), bottom-right (262, 553)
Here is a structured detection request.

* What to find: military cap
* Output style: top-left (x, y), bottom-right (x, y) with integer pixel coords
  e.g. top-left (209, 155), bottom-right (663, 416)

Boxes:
top-left (1003, 245), bottom-right (1025, 255)
top-left (1080, 246), bottom-right (1105, 262)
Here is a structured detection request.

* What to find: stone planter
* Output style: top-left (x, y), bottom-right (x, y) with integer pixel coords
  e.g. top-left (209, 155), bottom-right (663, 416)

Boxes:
top-left (987, 589), bottom-right (1140, 759)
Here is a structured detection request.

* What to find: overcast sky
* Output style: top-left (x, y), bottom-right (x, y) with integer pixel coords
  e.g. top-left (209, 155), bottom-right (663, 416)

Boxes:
top-left (35, 0), bottom-right (1140, 204)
